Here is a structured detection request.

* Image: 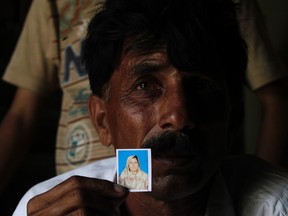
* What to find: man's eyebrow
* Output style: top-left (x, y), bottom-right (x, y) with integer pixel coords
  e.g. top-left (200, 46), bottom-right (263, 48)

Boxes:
top-left (128, 62), bottom-right (167, 77)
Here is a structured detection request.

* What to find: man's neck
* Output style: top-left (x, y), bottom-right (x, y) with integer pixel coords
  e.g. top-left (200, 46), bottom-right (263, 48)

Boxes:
top-left (121, 185), bottom-right (212, 216)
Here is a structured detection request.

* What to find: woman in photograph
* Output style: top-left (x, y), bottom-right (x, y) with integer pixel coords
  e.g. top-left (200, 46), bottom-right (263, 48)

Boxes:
top-left (119, 155), bottom-right (148, 190)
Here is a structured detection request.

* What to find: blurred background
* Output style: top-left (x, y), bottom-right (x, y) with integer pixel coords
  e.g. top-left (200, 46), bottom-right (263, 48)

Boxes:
top-left (243, 0), bottom-right (288, 154)
top-left (0, 1), bottom-right (60, 215)
top-left (0, 0), bottom-right (287, 215)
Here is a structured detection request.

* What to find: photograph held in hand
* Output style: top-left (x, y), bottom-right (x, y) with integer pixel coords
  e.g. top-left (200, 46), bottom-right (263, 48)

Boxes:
top-left (117, 149), bottom-right (151, 192)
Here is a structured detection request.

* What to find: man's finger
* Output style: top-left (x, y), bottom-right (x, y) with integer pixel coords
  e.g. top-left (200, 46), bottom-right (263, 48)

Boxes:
top-left (27, 176), bottom-right (128, 215)
top-left (28, 189), bottom-right (126, 216)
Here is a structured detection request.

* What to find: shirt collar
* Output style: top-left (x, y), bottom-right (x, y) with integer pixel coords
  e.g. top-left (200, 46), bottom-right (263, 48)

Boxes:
top-left (205, 171), bottom-right (235, 216)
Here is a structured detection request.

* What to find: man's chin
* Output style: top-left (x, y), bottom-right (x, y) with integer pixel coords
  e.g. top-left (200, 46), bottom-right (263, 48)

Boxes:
top-left (149, 173), bottom-right (210, 201)
top-left (149, 154), bottom-right (221, 201)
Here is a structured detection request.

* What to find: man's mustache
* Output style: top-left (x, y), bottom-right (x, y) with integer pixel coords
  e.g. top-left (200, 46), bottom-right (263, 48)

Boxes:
top-left (141, 129), bottom-right (201, 156)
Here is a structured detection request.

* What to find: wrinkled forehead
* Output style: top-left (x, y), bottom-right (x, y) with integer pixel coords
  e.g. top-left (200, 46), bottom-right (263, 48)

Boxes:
top-left (117, 44), bottom-right (227, 86)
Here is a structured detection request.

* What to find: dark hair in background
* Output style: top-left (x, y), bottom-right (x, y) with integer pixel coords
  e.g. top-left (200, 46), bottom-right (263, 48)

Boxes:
top-left (82, 0), bottom-right (247, 131)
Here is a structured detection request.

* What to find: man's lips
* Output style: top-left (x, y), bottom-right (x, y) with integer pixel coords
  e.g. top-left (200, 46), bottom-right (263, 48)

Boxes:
top-left (152, 154), bottom-right (201, 174)
top-left (140, 130), bottom-right (203, 174)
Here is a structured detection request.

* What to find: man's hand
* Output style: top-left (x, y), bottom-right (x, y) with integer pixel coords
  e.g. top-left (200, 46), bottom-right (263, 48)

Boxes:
top-left (27, 176), bottom-right (129, 216)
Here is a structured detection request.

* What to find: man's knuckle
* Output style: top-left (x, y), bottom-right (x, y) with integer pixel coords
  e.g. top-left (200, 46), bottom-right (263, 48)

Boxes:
top-left (66, 176), bottom-right (83, 188)
top-left (27, 194), bottom-right (48, 215)
top-left (71, 190), bottom-right (85, 203)
top-left (95, 179), bottom-right (106, 192)
top-left (66, 176), bottom-right (108, 192)
top-left (73, 208), bottom-right (87, 216)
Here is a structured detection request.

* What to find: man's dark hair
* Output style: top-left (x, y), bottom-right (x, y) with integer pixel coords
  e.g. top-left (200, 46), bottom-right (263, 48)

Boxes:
top-left (82, 0), bottom-right (247, 130)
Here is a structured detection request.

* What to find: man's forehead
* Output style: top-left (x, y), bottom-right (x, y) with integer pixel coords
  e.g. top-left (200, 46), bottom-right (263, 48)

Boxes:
top-left (120, 38), bottom-right (220, 79)
top-left (117, 50), bottom-right (168, 77)
top-left (123, 49), bottom-right (167, 66)
top-left (118, 50), bottom-right (226, 83)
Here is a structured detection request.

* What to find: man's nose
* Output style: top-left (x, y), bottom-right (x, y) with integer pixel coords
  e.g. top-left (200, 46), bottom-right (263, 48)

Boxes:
top-left (158, 87), bottom-right (195, 131)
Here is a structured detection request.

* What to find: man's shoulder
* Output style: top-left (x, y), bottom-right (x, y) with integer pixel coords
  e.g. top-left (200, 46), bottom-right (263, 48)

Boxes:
top-left (222, 154), bottom-right (288, 183)
top-left (221, 155), bottom-right (288, 215)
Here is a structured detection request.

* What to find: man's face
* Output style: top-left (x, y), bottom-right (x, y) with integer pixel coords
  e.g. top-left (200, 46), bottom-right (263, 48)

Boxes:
top-left (91, 50), bottom-right (231, 200)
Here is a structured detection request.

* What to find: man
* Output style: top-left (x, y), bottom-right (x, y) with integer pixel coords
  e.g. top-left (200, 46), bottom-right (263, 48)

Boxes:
top-left (1, 0), bottom-right (288, 198)
top-left (12, 0), bottom-right (288, 215)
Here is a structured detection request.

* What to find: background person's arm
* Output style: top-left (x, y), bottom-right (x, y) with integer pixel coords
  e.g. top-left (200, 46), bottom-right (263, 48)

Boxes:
top-left (237, 0), bottom-right (288, 167)
top-left (0, 88), bottom-right (43, 193)
top-left (255, 78), bottom-right (288, 167)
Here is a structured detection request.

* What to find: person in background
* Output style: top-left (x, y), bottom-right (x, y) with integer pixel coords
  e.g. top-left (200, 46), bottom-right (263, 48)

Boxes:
top-left (0, 0), bottom-right (115, 194)
top-left (237, 0), bottom-right (288, 166)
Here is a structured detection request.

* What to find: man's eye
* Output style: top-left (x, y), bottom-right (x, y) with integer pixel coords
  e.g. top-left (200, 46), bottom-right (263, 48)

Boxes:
top-left (185, 77), bottom-right (219, 93)
top-left (134, 78), bottom-right (162, 92)
top-left (130, 77), bottom-right (163, 101)
top-left (136, 82), bottom-right (148, 91)
top-left (135, 82), bottom-right (154, 91)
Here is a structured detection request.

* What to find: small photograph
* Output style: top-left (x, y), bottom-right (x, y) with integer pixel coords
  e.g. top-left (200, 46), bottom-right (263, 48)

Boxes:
top-left (116, 149), bottom-right (152, 192)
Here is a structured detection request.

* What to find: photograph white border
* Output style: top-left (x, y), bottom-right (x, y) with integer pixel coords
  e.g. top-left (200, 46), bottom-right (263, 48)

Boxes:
top-left (116, 148), bottom-right (152, 192)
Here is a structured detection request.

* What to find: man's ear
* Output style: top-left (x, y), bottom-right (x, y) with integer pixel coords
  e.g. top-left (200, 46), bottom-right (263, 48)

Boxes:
top-left (88, 95), bottom-right (112, 146)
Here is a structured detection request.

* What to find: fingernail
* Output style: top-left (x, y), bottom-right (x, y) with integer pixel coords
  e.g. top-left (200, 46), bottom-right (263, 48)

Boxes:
top-left (113, 184), bottom-right (125, 193)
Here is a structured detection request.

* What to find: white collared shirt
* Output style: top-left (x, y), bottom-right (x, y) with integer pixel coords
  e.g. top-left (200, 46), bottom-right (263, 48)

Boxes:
top-left (12, 156), bottom-right (288, 216)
